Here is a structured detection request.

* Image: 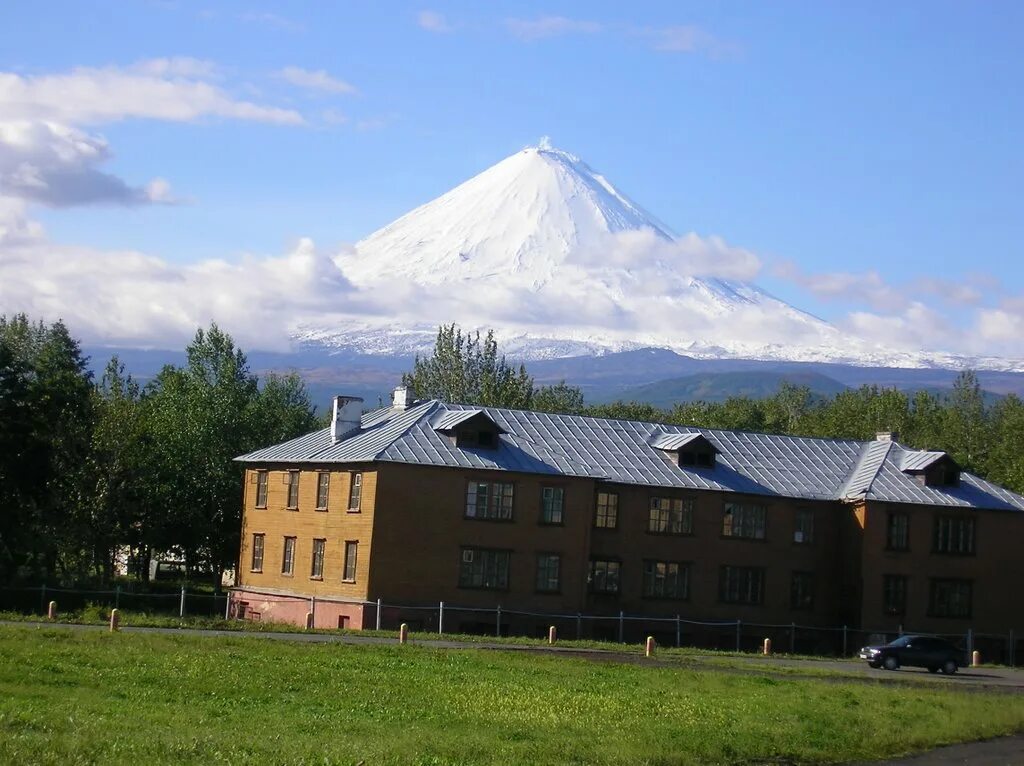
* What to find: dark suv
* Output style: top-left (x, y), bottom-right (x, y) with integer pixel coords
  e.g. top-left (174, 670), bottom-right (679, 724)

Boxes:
top-left (859, 635), bottom-right (963, 674)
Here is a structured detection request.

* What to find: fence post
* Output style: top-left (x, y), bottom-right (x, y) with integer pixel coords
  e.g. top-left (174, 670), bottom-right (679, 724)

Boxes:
top-left (790, 622), bottom-right (796, 654)
top-left (676, 615), bottom-right (681, 648)
top-left (618, 611), bottom-right (624, 643)
top-left (179, 586), bottom-right (186, 618)
top-left (735, 620), bottom-right (742, 652)
top-left (438, 601), bottom-right (444, 635)
top-left (843, 625), bottom-right (848, 657)
top-left (576, 612), bottom-right (582, 640)
top-left (967, 628), bottom-right (974, 660)
top-left (224, 592), bottom-right (231, 619)
top-left (48, 600), bottom-right (57, 620)
top-left (310, 596), bottom-right (316, 628)
top-left (376, 598), bottom-right (382, 631)
top-left (496, 605), bottom-right (502, 638)
top-left (1010, 629), bottom-right (1015, 666)
top-left (115, 585), bottom-right (121, 610)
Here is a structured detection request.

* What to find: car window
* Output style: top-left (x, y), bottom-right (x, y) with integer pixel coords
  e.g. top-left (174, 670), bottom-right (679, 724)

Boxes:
top-left (889, 636), bottom-right (913, 648)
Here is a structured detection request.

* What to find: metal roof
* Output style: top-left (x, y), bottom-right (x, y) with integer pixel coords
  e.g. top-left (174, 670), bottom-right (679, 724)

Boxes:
top-left (897, 449), bottom-right (951, 473)
top-left (234, 400), bottom-right (1024, 511)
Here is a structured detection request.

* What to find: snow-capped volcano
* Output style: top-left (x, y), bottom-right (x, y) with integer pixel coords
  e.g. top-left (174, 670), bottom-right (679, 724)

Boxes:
top-left (299, 142), bottom-right (1021, 371)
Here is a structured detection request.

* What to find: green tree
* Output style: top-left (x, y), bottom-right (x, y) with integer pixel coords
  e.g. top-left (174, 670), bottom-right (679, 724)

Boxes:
top-left (532, 381), bottom-right (585, 415)
top-left (402, 324), bottom-right (533, 408)
top-left (942, 371), bottom-right (989, 472)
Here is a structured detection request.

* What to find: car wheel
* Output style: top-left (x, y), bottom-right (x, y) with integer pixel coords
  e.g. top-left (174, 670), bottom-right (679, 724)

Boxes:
top-left (942, 660), bottom-right (958, 675)
top-left (927, 666), bottom-right (939, 674)
top-left (868, 661), bottom-right (881, 669)
top-left (883, 656), bottom-right (899, 671)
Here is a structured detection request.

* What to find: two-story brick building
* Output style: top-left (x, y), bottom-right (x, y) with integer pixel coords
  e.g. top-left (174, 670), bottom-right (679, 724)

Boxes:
top-left (231, 388), bottom-right (1024, 650)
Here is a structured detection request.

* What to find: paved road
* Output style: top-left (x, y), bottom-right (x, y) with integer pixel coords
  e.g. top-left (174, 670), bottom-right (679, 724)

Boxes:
top-left (849, 734), bottom-right (1024, 765)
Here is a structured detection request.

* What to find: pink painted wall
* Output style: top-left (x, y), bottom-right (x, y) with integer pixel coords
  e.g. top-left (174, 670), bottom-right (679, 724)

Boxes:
top-left (231, 588), bottom-right (370, 630)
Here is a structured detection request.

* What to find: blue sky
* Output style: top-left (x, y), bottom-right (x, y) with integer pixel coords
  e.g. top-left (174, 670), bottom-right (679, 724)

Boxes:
top-left (0, 1), bottom-right (1021, 357)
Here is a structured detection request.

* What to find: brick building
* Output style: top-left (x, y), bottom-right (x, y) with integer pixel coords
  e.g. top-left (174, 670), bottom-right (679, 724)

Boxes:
top-left (231, 388), bottom-right (1024, 650)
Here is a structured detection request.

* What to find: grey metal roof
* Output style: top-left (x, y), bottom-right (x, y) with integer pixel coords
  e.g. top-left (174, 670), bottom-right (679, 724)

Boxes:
top-left (897, 450), bottom-right (949, 472)
top-left (235, 400), bottom-right (1024, 512)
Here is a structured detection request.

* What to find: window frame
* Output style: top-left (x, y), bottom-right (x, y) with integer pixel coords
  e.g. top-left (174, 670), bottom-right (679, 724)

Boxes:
top-left (250, 533), bottom-right (265, 572)
top-left (458, 546), bottom-right (511, 591)
top-left (343, 540), bottom-right (358, 583)
top-left (255, 471), bottom-right (268, 509)
top-left (790, 571), bottom-right (815, 611)
top-left (648, 496), bottom-right (695, 536)
top-left (642, 560), bottom-right (689, 600)
top-left (886, 512), bottom-right (910, 551)
top-left (882, 574), bottom-right (908, 617)
top-left (315, 471), bottom-right (330, 512)
top-left (464, 480), bottom-right (515, 522)
top-left (540, 486), bottom-right (565, 526)
top-left (718, 565), bottom-right (765, 605)
top-left (933, 515), bottom-right (975, 556)
top-left (348, 472), bottom-right (362, 512)
top-left (793, 509), bottom-right (814, 545)
top-left (281, 536), bottom-right (296, 576)
top-left (928, 578), bottom-right (972, 619)
top-left (594, 491), bottom-right (619, 530)
top-left (722, 502), bottom-right (767, 541)
top-left (588, 558), bottom-right (621, 595)
top-left (310, 538), bottom-right (326, 579)
top-left (535, 552), bottom-right (561, 594)
top-left (286, 471), bottom-right (300, 511)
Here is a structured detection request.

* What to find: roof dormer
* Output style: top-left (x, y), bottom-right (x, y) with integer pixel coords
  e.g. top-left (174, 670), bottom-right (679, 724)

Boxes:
top-left (433, 409), bottom-right (505, 450)
top-left (650, 432), bottom-right (719, 469)
top-left (899, 450), bottom-right (961, 488)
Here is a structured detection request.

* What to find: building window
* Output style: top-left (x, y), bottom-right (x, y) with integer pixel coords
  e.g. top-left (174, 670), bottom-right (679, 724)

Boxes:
top-left (343, 541), bottom-right (358, 582)
top-left (790, 571), bottom-right (815, 610)
top-left (648, 497), bottom-right (694, 535)
top-left (316, 472), bottom-right (330, 511)
top-left (281, 536), bottom-right (296, 575)
top-left (458, 547), bottom-right (510, 590)
top-left (595, 492), bottom-right (618, 529)
top-left (934, 516), bottom-right (975, 555)
top-left (535, 554), bottom-right (561, 593)
top-left (589, 559), bottom-right (621, 595)
top-left (883, 574), bottom-right (907, 617)
top-left (679, 450), bottom-right (715, 468)
top-left (310, 538), bottom-right (326, 579)
top-left (465, 481), bottom-right (514, 521)
top-left (886, 512), bottom-right (909, 551)
top-left (348, 472), bottom-right (362, 511)
top-left (794, 509), bottom-right (814, 544)
top-left (719, 566), bottom-right (765, 605)
top-left (541, 487), bottom-right (565, 525)
top-left (255, 471), bottom-right (268, 509)
top-left (250, 534), bottom-right (264, 572)
top-left (285, 471), bottom-right (300, 510)
top-left (929, 578), bottom-right (972, 619)
top-left (642, 561), bottom-right (689, 600)
top-left (722, 502), bottom-right (766, 540)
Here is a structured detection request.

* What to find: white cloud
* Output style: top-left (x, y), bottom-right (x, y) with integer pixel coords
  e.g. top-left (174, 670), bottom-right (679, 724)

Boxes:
top-left (504, 16), bottom-right (603, 41)
top-left (239, 11), bottom-right (305, 32)
top-left (276, 66), bottom-right (357, 96)
top-left (639, 25), bottom-right (739, 57)
top-left (417, 10), bottom-right (452, 33)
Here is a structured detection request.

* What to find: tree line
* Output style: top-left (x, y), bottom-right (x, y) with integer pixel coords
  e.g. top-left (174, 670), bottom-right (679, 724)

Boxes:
top-left (0, 315), bottom-right (319, 586)
top-left (402, 325), bottom-right (1024, 497)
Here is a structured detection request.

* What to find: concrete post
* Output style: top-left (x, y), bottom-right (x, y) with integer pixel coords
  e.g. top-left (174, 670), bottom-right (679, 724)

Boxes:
top-left (305, 612), bottom-right (314, 630)
top-left (179, 586), bottom-right (186, 618)
top-left (439, 601), bottom-right (445, 635)
top-left (645, 636), bottom-right (655, 658)
top-left (47, 601), bottom-right (57, 620)
top-left (109, 608), bottom-right (120, 632)
top-left (376, 598), bottom-right (382, 631)
top-left (972, 650), bottom-right (981, 667)
top-left (763, 638), bottom-right (772, 655)
top-left (399, 623), bottom-right (409, 644)
top-left (548, 626), bottom-right (557, 645)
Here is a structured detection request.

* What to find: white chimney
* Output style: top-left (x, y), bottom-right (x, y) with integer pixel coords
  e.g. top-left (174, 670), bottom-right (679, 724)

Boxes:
top-left (875, 431), bottom-right (897, 443)
top-left (392, 385), bottom-right (413, 410)
top-left (331, 396), bottom-right (364, 443)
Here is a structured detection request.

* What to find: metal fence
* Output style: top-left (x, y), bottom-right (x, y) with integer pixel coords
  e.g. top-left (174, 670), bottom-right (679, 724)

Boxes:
top-left (4, 584), bottom-right (1018, 666)
top-left (0, 584), bottom-right (228, 619)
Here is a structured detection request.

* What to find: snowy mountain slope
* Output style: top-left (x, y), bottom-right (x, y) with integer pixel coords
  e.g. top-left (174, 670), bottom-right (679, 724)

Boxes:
top-left (301, 142), bottom-right (1023, 372)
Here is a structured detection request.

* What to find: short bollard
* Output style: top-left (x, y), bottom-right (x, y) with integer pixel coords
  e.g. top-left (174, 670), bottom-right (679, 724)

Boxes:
top-left (305, 612), bottom-right (314, 630)
top-left (645, 636), bottom-right (655, 658)
top-left (763, 638), bottom-right (772, 655)
top-left (109, 608), bottom-right (120, 632)
top-left (972, 650), bottom-right (981, 667)
top-left (399, 623), bottom-right (409, 645)
top-left (47, 600), bottom-right (57, 620)
top-left (548, 626), bottom-right (557, 645)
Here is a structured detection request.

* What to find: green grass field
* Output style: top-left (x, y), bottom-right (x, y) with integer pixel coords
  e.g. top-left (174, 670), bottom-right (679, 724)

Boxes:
top-left (0, 626), bottom-right (1021, 765)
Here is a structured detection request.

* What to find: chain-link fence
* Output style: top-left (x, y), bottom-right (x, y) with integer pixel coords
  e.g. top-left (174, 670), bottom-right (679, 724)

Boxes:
top-left (0, 584), bottom-right (228, 619)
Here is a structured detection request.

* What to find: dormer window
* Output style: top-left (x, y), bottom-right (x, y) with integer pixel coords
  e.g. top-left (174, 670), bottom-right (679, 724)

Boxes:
top-left (650, 432), bottom-right (718, 470)
top-left (900, 451), bottom-right (960, 488)
top-left (434, 409), bottom-right (505, 451)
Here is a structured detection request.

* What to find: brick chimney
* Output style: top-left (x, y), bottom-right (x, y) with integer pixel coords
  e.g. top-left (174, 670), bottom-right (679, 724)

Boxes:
top-left (331, 396), bottom-right (364, 443)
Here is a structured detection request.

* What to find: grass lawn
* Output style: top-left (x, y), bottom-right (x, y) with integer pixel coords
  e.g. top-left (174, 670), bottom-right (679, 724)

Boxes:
top-left (1, 626), bottom-right (1021, 765)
